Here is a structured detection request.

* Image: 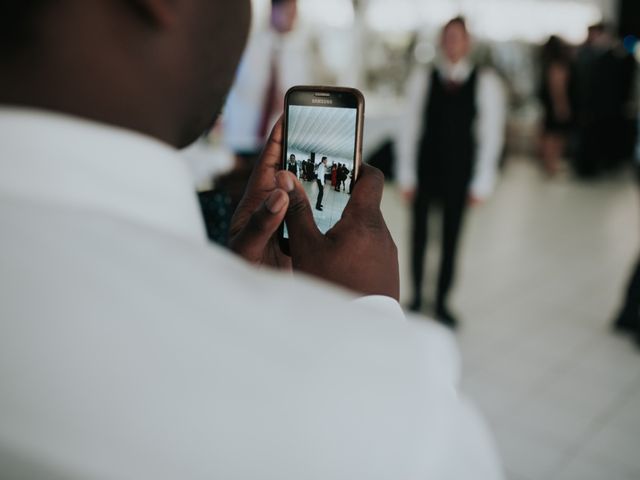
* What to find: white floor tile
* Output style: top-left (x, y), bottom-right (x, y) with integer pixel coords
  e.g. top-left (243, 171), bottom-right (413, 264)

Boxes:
top-left (492, 422), bottom-right (570, 480)
top-left (581, 424), bottom-right (640, 476)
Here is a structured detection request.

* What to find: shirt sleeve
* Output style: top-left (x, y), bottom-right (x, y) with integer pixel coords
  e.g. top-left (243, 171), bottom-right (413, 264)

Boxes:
top-left (396, 68), bottom-right (430, 191)
top-left (352, 295), bottom-right (504, 479)
top-left (470, 69), bottom-right (507, 199)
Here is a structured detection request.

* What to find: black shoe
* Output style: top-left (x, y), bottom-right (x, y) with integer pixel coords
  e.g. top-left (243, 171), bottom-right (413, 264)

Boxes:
top-left (408, 298), bottom-right (422, 312)
top-left (612, 310), bottom-right (636, 334)
top-left (315, 206), bottom-right (323, 211)
top-left (435, 305), bottom-right (459, 330)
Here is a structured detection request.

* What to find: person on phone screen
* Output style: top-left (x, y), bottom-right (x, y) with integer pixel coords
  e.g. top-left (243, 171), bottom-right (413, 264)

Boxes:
top-left (287, 153), bottom-right (298, 177)
top-left (0, 2), bottom-right (503, 479)
top-left (315, 156), bottom-right (328, 211)
top-left (398, 16), bottom-right (507, 328)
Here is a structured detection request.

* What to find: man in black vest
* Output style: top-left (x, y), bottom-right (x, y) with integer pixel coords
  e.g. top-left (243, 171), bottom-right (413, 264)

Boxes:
top-left (397, 17), bottom-right (506, 328)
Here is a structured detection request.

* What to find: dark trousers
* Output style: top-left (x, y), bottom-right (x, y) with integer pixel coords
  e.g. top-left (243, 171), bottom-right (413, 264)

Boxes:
top-left (411, 186), bottom-right (467, 308)
top-left (316, 179), bottom-right (324, 208)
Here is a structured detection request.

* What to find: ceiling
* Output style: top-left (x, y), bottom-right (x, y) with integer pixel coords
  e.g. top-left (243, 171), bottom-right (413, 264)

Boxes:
top-left (287, 106), bottom-right (357, 161)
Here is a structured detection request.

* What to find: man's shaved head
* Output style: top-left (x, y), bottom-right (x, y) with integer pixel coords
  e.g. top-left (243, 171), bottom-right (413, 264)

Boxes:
top-left (0, 0), bottom-right (252, 148)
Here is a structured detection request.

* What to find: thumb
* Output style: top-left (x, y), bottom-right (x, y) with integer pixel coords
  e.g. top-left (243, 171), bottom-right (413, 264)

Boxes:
top-left (229, 189), bottom-right (289, 263)
top-left (276, 171), bottom-right (322, 249)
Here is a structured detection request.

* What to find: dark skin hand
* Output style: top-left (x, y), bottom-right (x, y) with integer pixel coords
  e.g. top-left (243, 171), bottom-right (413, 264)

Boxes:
top-left (230, 119), bottom-right (400, 300)
top-left (229, 118), bottom-right (292, 269)
top-left (282, 165), bottom-right (400, 300)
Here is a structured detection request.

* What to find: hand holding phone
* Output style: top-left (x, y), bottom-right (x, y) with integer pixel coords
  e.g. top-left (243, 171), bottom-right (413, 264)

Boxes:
top-left (278, 163), bottom-right (399, 300)
top-left (279, 86), bottom-right (364, 254)
top-left (229, 86), bottom-right (399, 299)
top-left (229, 118), bottom-right (292, 269)
top-left (276, 86), bottom-right (398, 299)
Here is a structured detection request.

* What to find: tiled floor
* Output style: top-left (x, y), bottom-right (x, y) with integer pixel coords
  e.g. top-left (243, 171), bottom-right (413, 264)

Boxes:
top-left (380, 158), bottom-right (640, 480)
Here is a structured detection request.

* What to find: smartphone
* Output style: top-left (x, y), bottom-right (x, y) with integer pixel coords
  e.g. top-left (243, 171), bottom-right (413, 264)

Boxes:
top-left (279, 86), bottom-right (365, 255)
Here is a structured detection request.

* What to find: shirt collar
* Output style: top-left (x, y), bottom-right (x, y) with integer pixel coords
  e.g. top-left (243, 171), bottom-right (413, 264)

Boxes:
top-left (0, 107), bottom-right (206, 242)
top-left (437, 58), bottom-right (473, 83)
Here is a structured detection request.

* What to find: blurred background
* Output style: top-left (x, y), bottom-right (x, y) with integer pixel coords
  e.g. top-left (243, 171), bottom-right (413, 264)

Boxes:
top-left (186, 1), bottom-right (640, 478)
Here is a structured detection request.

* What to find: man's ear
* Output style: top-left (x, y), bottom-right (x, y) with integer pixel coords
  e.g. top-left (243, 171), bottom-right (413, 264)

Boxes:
top-left (125, 0), bottom-right (177, 29)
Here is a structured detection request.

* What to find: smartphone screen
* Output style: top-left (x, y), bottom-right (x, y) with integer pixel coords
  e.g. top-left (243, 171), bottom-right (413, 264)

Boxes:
top-left (281, 87), bottom-right (364, 243)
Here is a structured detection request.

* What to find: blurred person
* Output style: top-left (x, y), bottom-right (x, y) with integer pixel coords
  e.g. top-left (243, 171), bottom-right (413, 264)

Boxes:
top-left (337, 163), bottom-right (349, 192)
top-left (613, 255), bottom-right (640, 347)
top-left (612, 143), bottom-right (640, 347)
top-left (574, 23), bottom-right (637, 177)
top-left (287, 153), bottom-right (298, 176)
top-left (0, 1), bottom-right (505, 478)
top-left (315, 156), bottom-right (328, 210)
top-left (199, 0), bottom-right (304, 245)
top-left (331, 163), bottom-right (338, 189)
top-left (223, 0), bottom-right (317, 159)
top-left (304, 158), bottom-right (313, 180)
top-left (398, 17), bottom-right (507, 328)
top-left (538, 36), bottom-right (574, 176)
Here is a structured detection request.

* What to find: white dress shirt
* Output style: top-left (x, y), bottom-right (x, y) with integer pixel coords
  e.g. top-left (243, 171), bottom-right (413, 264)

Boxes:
top-left (397, 59), bottom-right (507, 199)
top-left (0, 108), bottom-right (503, 479)
top-left (316, 161), bottom-right (327, 183)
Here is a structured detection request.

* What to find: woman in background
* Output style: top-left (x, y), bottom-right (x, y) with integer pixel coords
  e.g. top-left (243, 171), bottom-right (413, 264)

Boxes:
top-left (538, 36), bottom-right (574, 176)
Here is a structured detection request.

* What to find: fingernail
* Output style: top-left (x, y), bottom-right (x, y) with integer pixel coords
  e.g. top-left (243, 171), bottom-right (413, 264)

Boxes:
top-left (266, 191), bottom-right (287, 214)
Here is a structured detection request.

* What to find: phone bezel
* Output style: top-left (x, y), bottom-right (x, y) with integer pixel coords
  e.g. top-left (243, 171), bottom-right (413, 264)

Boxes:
top-left (278, 85), bottom-right (365, 256)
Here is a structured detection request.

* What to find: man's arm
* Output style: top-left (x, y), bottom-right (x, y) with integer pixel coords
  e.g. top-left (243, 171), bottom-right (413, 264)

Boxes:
top-left (470, 69), bottom-right (507, 201)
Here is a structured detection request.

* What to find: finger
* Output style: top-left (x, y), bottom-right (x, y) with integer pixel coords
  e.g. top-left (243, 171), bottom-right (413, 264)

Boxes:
top-left (343, 164), bottom-right (385, 215)
top-left (233, 116), bottom-right (284, 231)
top-left (276, 171), bottom-right (322, 246)
top-left (253, 116), bottom-right (284, 180)
top-left (229, 188), bottom-right (289, 263)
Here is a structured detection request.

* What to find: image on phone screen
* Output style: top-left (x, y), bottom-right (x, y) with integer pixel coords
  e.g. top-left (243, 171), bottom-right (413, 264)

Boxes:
top-left (283, 97), bottom-right (359, 237)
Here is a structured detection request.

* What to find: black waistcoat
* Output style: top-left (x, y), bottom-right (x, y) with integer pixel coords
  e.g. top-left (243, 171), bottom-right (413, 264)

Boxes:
top-left (417, 67), bottom-right (478, 192)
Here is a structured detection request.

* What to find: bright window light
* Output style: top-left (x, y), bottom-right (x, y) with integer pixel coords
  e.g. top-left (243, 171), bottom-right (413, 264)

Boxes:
top-left (251, 0), bottom-right (355, 29)
top-left (366, 0), bottom-right (602, 43)
top-left (299, 0), bottom-right (355, 29)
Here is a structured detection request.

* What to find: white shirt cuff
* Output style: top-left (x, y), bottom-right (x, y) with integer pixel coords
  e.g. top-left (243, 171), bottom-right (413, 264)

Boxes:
top-left (352, 295), bottom-right (406, 320)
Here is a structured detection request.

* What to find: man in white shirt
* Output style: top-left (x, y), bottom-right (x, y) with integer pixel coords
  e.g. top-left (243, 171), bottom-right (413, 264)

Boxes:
top-left (223, 0), bottom-right (313, 158)
top-left (315, 156), bottom-right (328, 211)
top-left (213, 0), bottom-right (316, 242)
top-left (397, 17), bottom-right (507, 327)
top-left (0, 2), bottom-right (503, 479)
